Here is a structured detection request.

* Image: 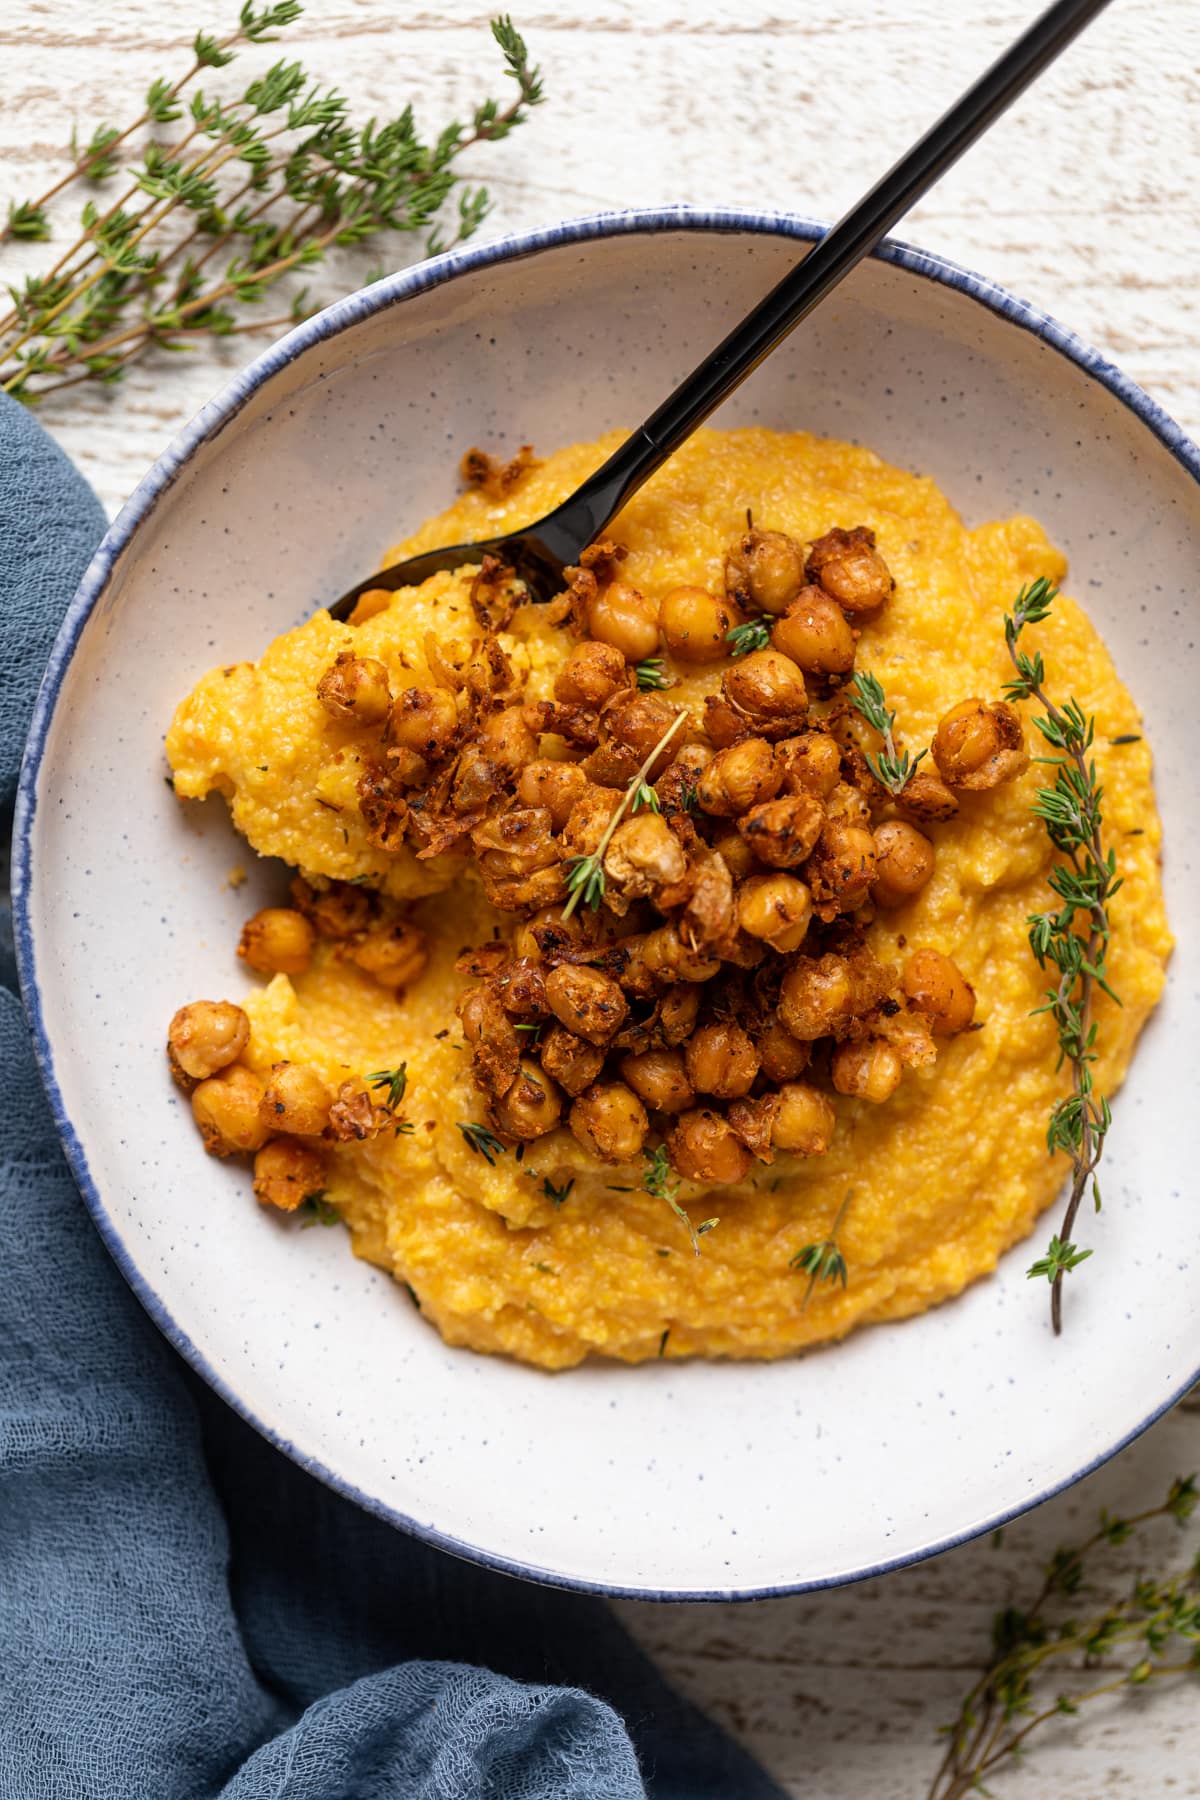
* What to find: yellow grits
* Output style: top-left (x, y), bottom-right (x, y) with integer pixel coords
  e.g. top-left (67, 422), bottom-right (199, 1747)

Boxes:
top-left (167, 427), bottom-right (1171, 1370)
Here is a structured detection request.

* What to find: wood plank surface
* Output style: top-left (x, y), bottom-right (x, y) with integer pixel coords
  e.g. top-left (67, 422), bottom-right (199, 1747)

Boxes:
top-left (4, 3), bottom-right (1197, 1793)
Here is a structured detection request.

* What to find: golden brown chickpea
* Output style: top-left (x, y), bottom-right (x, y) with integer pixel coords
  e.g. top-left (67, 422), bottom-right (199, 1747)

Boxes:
top-left (872, 820), bottom-right (936, 908)
top-left (619, 1047), bottom-right (694, 1115)
top-left (776, 731), bottom-right (842, 799)
top-left (684, 1022), bottom-right (760, 1100)
top-left (388, 684), bottom-right (459, 760)
top-left (553, 640), bottom-right (629, 707)
top-left (770, 588), bottom-right (857, 675)
top-left (831, 1039), bottom-right (904, 1103)
top-left (723, 649), bottom-right (809, 735)
top-left (476, 705), bottom-right (538, 776)
top-left (560, 786), bottom-right (621, 859)
top-left (317, 650), bottom-right (392, 726)
top-left (492, 1060), bottom-right (563, 1141)
top-left (737, 792), bottom-right (825, 868)
top-left (259, 1061), bottom-right (333, 1138)
top-left (712, 829), bottom-right (757, 881)
top-left (539, 1022), bottom-right (605, 1097)
top-left (724, 526), bottom-right (806, 616)
top-left (238, 908), bottom-right (315, 977)
top-left (641, 923), bottom-right (722, 986)
top-left (604, 692), bottom-right (683, 766)
top-left (806, 525), bottom-right (894, 615)
top-left (696, 739), bottom-right (781, 818)
top-left (569, 1081), bottom-right (649, 1163)
top-left (252, 1137), bottom-right (327, 1212)
top-left (588, 579), bottom-right (660, 662)
top-left (658, 586), bottom-right (741, 663)
top-left (778, 955), bottom-right (857, 1041)
top-left (902, 949), bottom-right (976, 1035)
top-left (350, 920), bottom-right (428, 991)
top-left (897, 766), bottom-right (960, 824)
top-left (167, 1000), bottom-right (249, 1088)
top-left (545, 963), bottom-right (628, 1047)
top-left (806, 820), bottom-right (877, 911)
top-left (756, 1018), bottom-right (811, 1083)
top-left (603, 812), bottom-right (688, 909)
top-left (932, 698), bottom-right (1028, 791)
top-left (514, 905), bottom-right (590, 966)
top-left (658, 984), bottom-right (701, 1045)
top-left (737, 872), bottom-right (813, 953)
top-left (290, 876), bottom-right (372, 940)
top-left (666, 1109), bottom-right (752, 1184)
top-left (770, 1083), bottom-right (836, 1155)
top-left (191, 1065), bottom-right (269, 1157)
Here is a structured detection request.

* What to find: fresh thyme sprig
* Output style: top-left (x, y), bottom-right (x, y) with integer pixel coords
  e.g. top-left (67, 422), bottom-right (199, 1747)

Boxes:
top-left (929, 1474), bottom-right (1199, 1800)
top-left (457, 1120), bottom-right (506, 1165)
top-left (848, 671), bottom-right (927, 796)
top-left (726, 616), bottom-right (773, 657)
top-left (1, 6), bottom-right (542, 402)
top-left (635, 657), bottom-right (670, 691)
top-left (368, 1064), bottom-right (408, 1111)
top-left (561, 710), bottom-right (688, 919)
top-left (299, 1189), bottom-right (339, 1227)
top-left (790, 1187), bottom-right (855, 1309)
top-left (541, 1175), bottom-right (573, 1206)
top-left (1003, 577), bottom-right (1122, 1333)
top-left (642, 1144), bottom-right (718, 1256)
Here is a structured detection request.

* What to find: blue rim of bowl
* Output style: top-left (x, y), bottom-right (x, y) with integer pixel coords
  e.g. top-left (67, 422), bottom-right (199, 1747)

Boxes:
top-left (13, 206), bottom-right (1200, 1603)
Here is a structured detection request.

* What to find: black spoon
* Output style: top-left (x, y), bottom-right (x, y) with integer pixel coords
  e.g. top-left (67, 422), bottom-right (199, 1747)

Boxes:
top-left (329, 0), bottom-right (1110, 623)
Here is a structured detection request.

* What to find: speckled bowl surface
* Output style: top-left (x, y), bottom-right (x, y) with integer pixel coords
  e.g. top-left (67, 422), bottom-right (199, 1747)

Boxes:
top-left (13, 209), bottom-right (1199, 1600)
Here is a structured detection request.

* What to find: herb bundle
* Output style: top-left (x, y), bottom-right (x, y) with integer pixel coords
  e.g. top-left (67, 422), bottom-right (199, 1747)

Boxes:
top-left (1, 5), bottom-right (542, 402)
top-left (1003, 578), bottom-right (1122, 1331)
top-left (930, 1474), bottom-right (1199, 1799)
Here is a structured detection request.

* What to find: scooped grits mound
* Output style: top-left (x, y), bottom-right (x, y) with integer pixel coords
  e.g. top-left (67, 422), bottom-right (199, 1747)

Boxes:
top-left (166, 427), bottom-right (1171, 1370)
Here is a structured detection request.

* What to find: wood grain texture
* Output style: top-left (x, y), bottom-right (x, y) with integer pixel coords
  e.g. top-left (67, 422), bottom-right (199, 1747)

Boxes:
top-left (3, 3), bottom-right (1197, 1793)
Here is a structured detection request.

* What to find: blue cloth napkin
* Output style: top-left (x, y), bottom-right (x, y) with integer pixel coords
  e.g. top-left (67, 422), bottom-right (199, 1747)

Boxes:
top-left (0, 393), bottom-right (790, 1800)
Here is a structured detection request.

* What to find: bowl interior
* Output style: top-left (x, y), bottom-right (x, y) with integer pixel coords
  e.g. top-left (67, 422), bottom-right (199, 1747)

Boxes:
top-left (19, 216), bottom-right (1199, 1598)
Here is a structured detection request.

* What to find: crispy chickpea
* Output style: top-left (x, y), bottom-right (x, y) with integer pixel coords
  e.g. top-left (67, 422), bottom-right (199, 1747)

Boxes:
top-left (476, 705), bottom-right (538, 776)
top-left (545, 963), bottom-right (628, 1046)
top-left (539, 1022), bottom-right (605, 1097)
top-left (684, 1022), bottom-right (760, 1099)
top-left (724, 526), bottom-right (806, 616)
top-left (898, 766), bottom-right (960, 824)
top-left (588, 579), bottom-right (660, 662)
top-left (554, 640), bottom-right (628, 707)
top-left (872, 820), bottom-right (935, 908)
top-left (778, 954), bottom-right (857, 1041)
top-left (620, 1047), bottom-right (694, 1115)
top-left (658, 586), bottom-right (741, 663)
top-left (604, 812), bottom-right (688, 908)
top-left (167, 1000), bottom-right (249, 1088)
top-left (737, 793), bottom-right (825, 868)
top-left (771, 588), bottom-right (857, 675)
top-left (238, 908), bottom-right (315, 976)
top-left (514, 905), bottom-right (590, 965)
top-left (902, 949), bottom-right (976, 1035)
top-left (350, 920), bottom-right (427, 991)
top-left (737, 872), bottom-right (813, 953)
top-left (667, 1109), bottom-right (752, 1184)
top-left (806, 819), bottom-right (877, 911)
top-left (604, 692), bottom-right (682, 766)
top-left (777, 731), bottom-right (842, 799)
top-left (259, 1061), bottom-right (333, 1138)
top-left (712, 829), bottom-right (756, 880)
top-left (492, 1060), bottom-right (563, 1141)
top-left (290, 875), bottom-right (372, 940)
top-left (252, 1137), bottom-right (326, 1213)
top-left (569, 1081), bottom-right (649, 1163)
top-left (389, 684), bottom-right (459, 760)
top-left (806, 525), bottom-right (893, 615)
top-left (696, 739), bottom-right (781, 818)
top-left (641, 923), bottom-right (722, 985)
top-left (561, 786), bottom-right (621, 859)
top-left (659, 984), bottom-right (701, 1045)
top-left (724, 649), bottom-right (809, 735)
top-left (932, 698), bottom-right (1028, 790)
top-left (316, 651), bottom-right (392, 726)
top-left (831, 1039), bottom-right (904, 1103)
top-left (756, 1018), bottom-right (811, 1083)
top-left (191, 1065), bottom-right (268, 1157)
top-left (770, 1082), bottom-right (836, 1156)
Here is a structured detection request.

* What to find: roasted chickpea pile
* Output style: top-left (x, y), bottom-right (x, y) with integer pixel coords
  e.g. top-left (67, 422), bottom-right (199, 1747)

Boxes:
top-left (170, 515), bottom-right (1031, 1200)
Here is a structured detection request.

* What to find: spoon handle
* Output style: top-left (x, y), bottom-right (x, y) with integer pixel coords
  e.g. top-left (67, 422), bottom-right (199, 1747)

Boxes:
top-left (562, 0), bottom-right (1111, 540)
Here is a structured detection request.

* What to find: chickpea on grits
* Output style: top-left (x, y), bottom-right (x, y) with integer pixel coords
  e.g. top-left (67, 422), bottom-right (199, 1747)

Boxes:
top-left (165, 427), bottom-right (1170, 1370)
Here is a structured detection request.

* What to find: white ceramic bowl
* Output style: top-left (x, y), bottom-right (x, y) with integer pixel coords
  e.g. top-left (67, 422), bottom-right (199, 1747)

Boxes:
top-left (15, 209), bottom-right (1198, 1600)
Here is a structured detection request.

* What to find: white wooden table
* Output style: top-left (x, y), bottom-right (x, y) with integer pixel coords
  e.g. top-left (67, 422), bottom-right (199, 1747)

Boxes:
top-left (4, 2), bottom-right (1198, 1792)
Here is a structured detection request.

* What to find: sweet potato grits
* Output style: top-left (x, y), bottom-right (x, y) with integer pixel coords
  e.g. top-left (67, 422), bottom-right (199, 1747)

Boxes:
top-left (165, 427), bottom-right (1170, 1369)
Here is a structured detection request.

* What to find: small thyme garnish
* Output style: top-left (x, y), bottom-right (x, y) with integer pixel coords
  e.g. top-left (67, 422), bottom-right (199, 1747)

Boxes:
top-left (790, 1187), bottom-right (855, 1309)
top-left (929, 1474), bottom-right (1199, 1799)
top-left (642, 1144), bottom-right (718, 1256)
top-left (541, 1176), bottom-right (574, 1206)
top-left (848, 670), bottom-right (927, 795)
top-left (1003, 577), bottom-right (1122, 1333)
top-left (726, 616), bottom-right (773, 657)
top-left (635, 658), bottom-right (670, 691)
top-left (630, 778), bottom-right (660, 814)
top-left (456, 1120), bottom-right (506, 1165)
top-left (515, 1022), bottom-right (543, 1045)
top-left (561, 710), bottom-right (688, 919)
top-left (299, 1191), bottom-right (339, 1228)
top-left (368, 1064), bottom-right (408, 1110)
